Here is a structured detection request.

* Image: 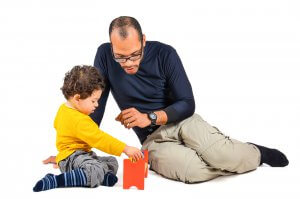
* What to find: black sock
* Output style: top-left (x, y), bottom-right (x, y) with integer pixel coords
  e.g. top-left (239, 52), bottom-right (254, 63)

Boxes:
top-left (249, 143), bottom-right (289, 167)
top-left (102, 172), bottom-right (118, 187)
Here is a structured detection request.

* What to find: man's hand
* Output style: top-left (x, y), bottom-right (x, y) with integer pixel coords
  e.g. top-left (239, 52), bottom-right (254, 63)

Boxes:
top-left (123, 145), bottom-right (144, 162)
top-left (115, 108), bottom-right (151, 129)
top-left (43, 156), bottom-right (58, 169)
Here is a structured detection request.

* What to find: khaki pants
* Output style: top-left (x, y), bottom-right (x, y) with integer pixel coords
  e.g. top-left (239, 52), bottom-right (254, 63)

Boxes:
top-left (142, 114), bottom-right (261, 183)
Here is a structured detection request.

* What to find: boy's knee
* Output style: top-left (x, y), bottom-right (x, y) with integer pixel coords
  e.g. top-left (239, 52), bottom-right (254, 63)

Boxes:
top-left (106, 157), bottom-right (119, 174)
top-left (81, 163), bottom-right (106, 187)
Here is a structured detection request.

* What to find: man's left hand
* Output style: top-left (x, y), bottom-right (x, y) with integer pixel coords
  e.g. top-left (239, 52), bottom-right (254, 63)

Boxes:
top-left (115, 108), bottom-right (151, 129)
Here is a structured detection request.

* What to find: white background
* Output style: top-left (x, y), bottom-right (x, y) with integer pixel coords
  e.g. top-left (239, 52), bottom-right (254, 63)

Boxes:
top-left (0, 0), bottom-right (299, 198)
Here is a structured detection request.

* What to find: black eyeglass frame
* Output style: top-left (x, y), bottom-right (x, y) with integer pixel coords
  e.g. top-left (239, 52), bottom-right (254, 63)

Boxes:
top-left (111, 40), bottom-right (144, 63)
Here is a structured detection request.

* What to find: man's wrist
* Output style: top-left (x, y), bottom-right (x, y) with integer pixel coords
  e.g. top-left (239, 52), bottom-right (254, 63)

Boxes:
top-left (154, 110), bottom-right (168, 125)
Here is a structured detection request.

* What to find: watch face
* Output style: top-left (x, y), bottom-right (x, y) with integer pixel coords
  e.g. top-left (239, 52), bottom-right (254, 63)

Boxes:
top-left (149, 113), bottom-right (157, 120)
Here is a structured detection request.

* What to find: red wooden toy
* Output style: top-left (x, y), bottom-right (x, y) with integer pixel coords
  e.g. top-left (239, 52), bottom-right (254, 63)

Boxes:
top-left (123, 150), bottom-right (148, 190)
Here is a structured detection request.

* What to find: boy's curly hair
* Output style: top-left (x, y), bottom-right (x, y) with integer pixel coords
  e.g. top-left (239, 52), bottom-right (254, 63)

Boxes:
top-left (61, 65), bottom-right (105, 100)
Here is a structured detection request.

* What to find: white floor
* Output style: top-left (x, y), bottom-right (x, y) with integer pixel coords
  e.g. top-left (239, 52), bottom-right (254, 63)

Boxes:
top-left (14, 155), bottom-right (300, 199)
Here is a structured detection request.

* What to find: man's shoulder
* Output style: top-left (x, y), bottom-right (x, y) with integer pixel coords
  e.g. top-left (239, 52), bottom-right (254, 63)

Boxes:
top-left (147, 41), bottom-right (175, 51)
top-left (146, 41), bottom-right (177, 58)
top-left (97, 42), bottom-right (111, 53)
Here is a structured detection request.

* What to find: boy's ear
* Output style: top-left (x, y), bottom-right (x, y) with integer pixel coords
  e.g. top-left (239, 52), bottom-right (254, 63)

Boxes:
top-left (74, 94), bottom-right (81, 101)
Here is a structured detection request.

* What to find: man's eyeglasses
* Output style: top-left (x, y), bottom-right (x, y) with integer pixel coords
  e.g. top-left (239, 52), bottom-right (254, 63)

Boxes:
top-left (111, 41), bottom-right (144, 63)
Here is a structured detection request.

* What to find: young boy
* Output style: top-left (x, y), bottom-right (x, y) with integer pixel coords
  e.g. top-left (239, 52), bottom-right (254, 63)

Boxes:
top-left (33, 65), bottom-right (144, 192)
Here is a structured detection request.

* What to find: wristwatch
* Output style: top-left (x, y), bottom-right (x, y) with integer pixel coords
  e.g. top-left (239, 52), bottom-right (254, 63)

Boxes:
top-left (147, 112), bottom-right (157, 127)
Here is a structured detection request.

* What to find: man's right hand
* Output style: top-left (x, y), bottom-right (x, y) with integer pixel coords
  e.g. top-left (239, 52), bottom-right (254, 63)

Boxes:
top-left (123, 146), bottom-right (144, 162)
top-left (43, 156), bottom-right (58, 169)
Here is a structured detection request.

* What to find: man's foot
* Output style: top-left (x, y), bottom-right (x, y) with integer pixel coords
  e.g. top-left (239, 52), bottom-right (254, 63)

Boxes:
top-left (250, 143), bottom-right (289, 167)
top-left (102, 172), bottom-right (118, 187)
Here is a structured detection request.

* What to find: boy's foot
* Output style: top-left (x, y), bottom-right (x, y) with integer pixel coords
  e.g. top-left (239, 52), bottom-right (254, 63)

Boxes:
top-left (33, 173), bottom-right (57, 192)
top-left (102, 172), bottom-right (118, 187)
top-left (33, 168), bottom-right (87, 192)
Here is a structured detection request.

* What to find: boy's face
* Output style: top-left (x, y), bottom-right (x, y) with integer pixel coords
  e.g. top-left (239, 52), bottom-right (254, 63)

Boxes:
top-left (76, 89), bottom-right (102, 115)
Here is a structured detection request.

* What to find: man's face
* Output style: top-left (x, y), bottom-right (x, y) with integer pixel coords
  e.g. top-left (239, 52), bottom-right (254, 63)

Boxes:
top-left (110, 27), bottom-right (145, 75)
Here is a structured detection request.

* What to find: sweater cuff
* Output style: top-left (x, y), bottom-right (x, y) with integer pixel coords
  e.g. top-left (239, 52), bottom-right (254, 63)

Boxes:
top-left (163, 106), bottom-right (177, 124)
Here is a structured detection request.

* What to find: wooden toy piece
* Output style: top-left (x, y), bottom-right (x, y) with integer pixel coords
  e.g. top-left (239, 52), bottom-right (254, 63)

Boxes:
top-left (123, 150), bottom-right (149, 190)
top-left (144, 150), bottom-right (148, 178)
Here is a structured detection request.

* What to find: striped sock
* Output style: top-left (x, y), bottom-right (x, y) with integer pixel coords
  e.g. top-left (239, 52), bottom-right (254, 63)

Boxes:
top-left (102, 172), bottom-right (118, 187)
top-left (33, 173), bottom-right (57, 192)
top-left (33, 169), bottom-right (87, 192)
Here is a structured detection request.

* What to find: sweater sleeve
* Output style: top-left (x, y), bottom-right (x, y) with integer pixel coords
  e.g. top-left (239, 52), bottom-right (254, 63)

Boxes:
top-left (163, 49), bottom-right (195, 124)
top-left (89, 44), bottom-right (110, 126)
top-left (76, 117), bottom-right (126, 156)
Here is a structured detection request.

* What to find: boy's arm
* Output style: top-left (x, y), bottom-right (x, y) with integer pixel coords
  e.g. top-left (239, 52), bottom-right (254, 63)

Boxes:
top-left (76, 117), bottom-right (127, 156)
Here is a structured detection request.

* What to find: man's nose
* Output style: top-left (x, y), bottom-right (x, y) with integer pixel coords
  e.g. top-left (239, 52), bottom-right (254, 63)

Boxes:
top-left (121, 59), bottom-right (134, 67)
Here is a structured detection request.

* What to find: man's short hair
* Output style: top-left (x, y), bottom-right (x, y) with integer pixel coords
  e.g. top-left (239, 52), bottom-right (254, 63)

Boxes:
top-left (109, 16), bottom-right (143, 41)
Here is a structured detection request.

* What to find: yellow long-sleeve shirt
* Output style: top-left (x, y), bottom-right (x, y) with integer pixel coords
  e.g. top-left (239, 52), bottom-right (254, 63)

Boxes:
top-left (54, 103), bottom-right (126, 164)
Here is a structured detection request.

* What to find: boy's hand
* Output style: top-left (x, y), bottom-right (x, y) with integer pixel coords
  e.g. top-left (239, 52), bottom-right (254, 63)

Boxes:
top-left (123, 146), bottom-right (144, 162)
top-left (43, 156), bottom-right (58, 169)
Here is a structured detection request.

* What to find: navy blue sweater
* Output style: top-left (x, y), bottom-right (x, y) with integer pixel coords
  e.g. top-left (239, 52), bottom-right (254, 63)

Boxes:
top-left (90, 41), bottom-right (195, 144)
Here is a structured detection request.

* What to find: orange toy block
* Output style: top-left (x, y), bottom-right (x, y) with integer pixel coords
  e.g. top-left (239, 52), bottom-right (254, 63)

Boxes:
top-left (123, 150), bottom-right (148, 190)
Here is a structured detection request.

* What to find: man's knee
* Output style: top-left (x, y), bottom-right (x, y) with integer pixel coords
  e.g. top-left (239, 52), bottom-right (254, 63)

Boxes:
top-left (184, 155), bottom-right (222, 183)
top-left (202, 142), bottom-right (259, 173)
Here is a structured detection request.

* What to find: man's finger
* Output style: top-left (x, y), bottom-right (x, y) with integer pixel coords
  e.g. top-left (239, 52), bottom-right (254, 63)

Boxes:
top-left (125, 116), bottom-right (136, 125)
top-left (127, 121), bottom-right (138, 129)
top-left (121, 107), bottom-right (136, 115)
top-left (120, 111), bottom-right (134, 122)
top-left (115, 113), bottom-right (121, 121)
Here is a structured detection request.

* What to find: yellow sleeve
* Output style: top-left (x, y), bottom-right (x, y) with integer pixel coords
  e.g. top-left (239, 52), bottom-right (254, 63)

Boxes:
top-left (75, 117), bottom-right (126, 156)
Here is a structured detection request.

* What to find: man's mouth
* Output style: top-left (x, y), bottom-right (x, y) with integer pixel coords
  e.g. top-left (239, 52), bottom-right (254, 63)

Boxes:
top-left (124, 66), bottom-right (136, 72)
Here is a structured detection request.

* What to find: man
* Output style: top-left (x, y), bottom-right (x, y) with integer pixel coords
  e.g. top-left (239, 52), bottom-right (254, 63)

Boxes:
top-left (44, 16), bottom-right (288, 183)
